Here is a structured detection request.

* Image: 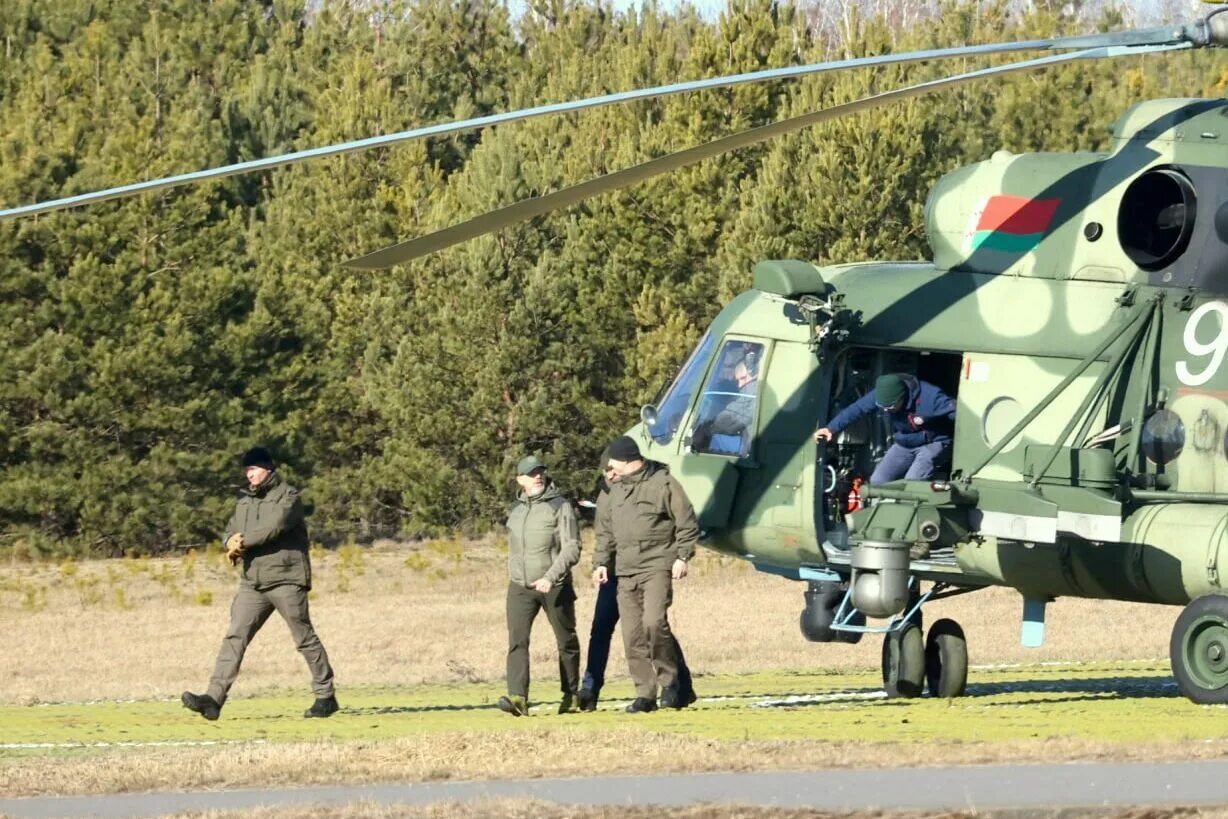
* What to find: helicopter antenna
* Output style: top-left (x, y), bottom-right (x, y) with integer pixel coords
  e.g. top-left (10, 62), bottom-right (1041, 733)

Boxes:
top-left (0, 16), bottom-right (1221, 223)
top-left (343, 42), bottom-right (1190, 270)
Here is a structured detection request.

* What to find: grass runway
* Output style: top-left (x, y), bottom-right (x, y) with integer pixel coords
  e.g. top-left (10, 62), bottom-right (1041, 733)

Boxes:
top-left (3, 661), bottom-right (1223, 759)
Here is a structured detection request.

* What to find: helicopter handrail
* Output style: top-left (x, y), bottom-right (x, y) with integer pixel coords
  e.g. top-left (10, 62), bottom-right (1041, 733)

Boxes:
top-left (1130, 489), bottom-right (1228, 504)
top-left (1028, 296), bottom-right (1161, 488)
top-left (962, 299), bottom-right (1157, 483)
top-left (1124, 298), bottom-right (1166, 476)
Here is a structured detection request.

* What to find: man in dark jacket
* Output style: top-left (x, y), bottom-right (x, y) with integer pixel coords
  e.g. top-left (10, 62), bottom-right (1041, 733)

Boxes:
top-left (577, 451), bottom-right (695, 712)
top-left (181, 447), bottom-right (337, 721)
top-left (593, 436), bottom-right (699, 713)
top-left (815, 373), bottom-right (956, 485)
top-left (499, 455), bottom-right (582, 716)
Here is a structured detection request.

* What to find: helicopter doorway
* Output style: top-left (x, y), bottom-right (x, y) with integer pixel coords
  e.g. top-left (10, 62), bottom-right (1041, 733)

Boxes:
top-left (821, 347), bottom-right (964, 537)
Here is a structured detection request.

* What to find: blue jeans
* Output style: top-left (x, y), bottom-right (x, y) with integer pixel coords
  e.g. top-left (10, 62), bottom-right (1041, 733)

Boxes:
top-left (870, 440), bottom-right (951, 485)
top-left (581, 575), bottom-right (693, 697)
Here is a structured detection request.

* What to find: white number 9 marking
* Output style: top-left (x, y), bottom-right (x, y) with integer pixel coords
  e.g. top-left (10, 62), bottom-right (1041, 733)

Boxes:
top-left (1177, 301), bottom-right (1228, 387)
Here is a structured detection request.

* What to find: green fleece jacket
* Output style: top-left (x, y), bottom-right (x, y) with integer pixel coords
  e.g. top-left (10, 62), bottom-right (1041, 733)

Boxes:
top-left (506, 482), bottom-right (581, 587)
top-left (224, 472), bottom-right (312, 591)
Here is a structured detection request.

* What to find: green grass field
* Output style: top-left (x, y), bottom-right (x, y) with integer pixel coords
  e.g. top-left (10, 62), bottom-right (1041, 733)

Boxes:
top-left (3, 661), bottom-right (1222, 756)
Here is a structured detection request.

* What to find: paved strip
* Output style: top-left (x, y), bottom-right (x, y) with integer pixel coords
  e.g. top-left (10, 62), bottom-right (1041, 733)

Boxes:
top-left (3, 760), bottom-right (1227, 818)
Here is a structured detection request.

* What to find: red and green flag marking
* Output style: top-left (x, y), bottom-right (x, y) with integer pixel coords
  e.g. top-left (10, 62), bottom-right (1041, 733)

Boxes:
top-left (970, 195), bottom-right (1061, 252)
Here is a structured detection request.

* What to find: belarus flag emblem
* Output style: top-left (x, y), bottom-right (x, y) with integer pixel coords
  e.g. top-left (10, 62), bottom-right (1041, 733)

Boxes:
top-left (965, 195), bottom-right (1061, 253)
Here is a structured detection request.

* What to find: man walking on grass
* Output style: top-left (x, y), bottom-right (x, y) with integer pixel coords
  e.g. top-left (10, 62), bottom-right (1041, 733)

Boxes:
top-left (593, 435), bottom-right (699, 713)
top-left (578, 448), bottom-right (696, 711)
top-left (499, 455), bottom-right (582, 716)
top-left (182, 446), bottom-right (338, 721)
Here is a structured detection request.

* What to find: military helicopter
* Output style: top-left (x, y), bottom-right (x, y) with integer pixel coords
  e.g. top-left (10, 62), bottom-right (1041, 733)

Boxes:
top-left (5, 3), bottom-right (1228, 704)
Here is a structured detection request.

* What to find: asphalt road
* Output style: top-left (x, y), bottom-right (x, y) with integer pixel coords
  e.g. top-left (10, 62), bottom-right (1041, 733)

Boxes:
top-left (2, 759), bottom-right (1227, 817)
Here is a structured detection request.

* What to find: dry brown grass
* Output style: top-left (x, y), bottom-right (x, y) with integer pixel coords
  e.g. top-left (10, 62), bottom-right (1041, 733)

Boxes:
top-left (0, 535), bottom-right (1179, 705)
top-left (7, 728), bottom-right (1228, 799)
top-left (158, 803), bottom-right (1228, 819)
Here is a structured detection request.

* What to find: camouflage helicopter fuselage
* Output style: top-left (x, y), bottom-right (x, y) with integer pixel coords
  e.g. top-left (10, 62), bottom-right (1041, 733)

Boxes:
top-left (637, 97), bottom-right (1228, 611)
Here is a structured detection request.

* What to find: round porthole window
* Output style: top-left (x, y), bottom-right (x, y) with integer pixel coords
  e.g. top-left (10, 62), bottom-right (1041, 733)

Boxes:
top-left (1142, 410), bottom-right (1185, 465)
top-left (982, 396), bottom-right (1024, 452)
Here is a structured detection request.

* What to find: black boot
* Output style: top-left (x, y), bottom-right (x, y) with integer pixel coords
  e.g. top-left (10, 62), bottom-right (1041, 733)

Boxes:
top-left (625, 697), bottom-right (657, 713)
top-left (304, 695), bottom-right (339, 718)
top-left (577, 687), bottom-right (599, 712)
top-left (662, 686), bottom-right (698, 709)
top-left (181, 691), bottom-right (221, 721)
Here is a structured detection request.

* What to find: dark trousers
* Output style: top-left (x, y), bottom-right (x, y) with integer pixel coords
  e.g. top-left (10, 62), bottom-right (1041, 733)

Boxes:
top-left (207, 582), bottom-right (335, 706)
top-left (583, 573), bottom-right (693, 699)
top-left (506, 580), bottom-right (581, 700)
top-left (871, 440), bottom-right (951, 484)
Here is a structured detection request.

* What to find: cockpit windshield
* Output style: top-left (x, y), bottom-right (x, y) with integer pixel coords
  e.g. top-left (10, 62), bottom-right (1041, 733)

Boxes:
top-left (648, 330), bottom-right (717, 445)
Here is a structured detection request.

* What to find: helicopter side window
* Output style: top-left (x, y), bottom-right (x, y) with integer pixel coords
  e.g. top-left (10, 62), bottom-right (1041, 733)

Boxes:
top-left (689, 340), bottom-right (766, 457)
top-left (648, 330), bottom-right (717, 445)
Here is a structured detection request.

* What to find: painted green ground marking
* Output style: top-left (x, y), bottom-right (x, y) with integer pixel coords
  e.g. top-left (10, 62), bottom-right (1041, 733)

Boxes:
top-left (2, 663), bottom-right (1224, 759)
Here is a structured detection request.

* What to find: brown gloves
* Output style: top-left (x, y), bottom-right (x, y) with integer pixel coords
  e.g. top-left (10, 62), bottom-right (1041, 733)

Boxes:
top-left (225, 532), bottom-right (245, 566)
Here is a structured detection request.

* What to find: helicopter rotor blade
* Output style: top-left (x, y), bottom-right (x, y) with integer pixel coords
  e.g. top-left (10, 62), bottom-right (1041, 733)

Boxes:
top-left (343, 42), bottom-right (1189, 270)
top-left (0, 17), bottom-right (1217, 223)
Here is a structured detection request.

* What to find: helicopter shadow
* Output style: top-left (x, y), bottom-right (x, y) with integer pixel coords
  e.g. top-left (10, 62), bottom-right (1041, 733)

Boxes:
top-left (963, 674), bottom-right (1181, 705)
top-left (342, 702), bottom-right (502, 716)
top-left (749, 675), bottom-right (1179, 709)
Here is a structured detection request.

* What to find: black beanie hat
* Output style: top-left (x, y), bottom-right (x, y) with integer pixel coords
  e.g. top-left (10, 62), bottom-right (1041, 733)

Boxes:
top-left (607, 435), bottom-right (641, 462)
top-left (241, 446), bottom-right (276, 470)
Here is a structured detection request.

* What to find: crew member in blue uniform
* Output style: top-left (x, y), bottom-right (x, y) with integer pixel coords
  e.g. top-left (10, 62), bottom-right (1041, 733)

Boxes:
top-left (814, 373), bottom-right (956, 484)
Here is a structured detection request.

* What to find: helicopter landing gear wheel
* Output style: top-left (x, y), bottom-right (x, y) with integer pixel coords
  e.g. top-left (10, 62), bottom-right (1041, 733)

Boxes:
top-left (1170, 594), bottom-right (1228, 704)
top-left (881, 622), bottom-right (924, 698)
top-left (799, 585), bottom-right (863, 644)
top-left (924, 618), bottom-right (968, 698)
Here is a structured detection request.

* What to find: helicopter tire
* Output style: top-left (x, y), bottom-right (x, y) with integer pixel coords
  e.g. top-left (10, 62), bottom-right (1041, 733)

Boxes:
top-left (881, 622), bottom-right (924, 698)
top-left (1170, 593), bottom-right (1228, 704)
top-left (799, 588), bottom-right (865, 644)
top-left (924, 618), bottom-right (968, 698)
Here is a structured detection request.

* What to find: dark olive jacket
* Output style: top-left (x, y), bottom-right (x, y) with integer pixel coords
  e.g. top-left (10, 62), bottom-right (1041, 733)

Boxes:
top-left (506, 482), bottom-right (580, 587)
top-left (224, 472), bottom-right (311, 591)
top-left (593, 461), bottom-right (699, 576)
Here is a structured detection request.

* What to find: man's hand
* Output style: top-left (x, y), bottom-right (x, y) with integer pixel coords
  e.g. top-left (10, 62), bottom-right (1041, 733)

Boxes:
top-left (225, 532), bottom-right (245, 566)
top-left (672, 558), bottom-right (689, 580)
top-left (530, 578), bottom-right (553, 594)
top-left (814, 427), bottom-right (833, 443)
top-left (592, 566), bottom-right (608, 587)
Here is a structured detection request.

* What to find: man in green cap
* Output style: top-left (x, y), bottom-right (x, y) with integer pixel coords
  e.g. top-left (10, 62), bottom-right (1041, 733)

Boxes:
top-left (181, 446), bottom-right (337, 721)
top-left (814, 373), bottom-right (957, 484)
top-left (499, 455), bottom-right (582, 716)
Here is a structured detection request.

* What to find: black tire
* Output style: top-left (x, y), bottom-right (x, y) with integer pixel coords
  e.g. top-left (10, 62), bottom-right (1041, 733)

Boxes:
top-left (1170, 593), bottom-right (1228, 704)
top-left (799, 589), bottom-right (841, 643)
top-left (799, 588), bottom-right (865, 644)
top-left (881, 622), bottom-right (924, 698)
top-left (835, 608), bottom-right (866, 645)
top-left (925, 618), bottom-right (968, 698)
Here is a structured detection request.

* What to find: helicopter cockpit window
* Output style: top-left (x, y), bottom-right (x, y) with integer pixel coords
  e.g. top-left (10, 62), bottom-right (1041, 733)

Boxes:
top-left (648, 330), bottom-right (717, 445)
top-left (688, 340), bottom-right (766, 457)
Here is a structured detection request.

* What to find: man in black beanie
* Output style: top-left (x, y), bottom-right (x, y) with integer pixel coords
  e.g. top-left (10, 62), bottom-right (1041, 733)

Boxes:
top-left (181, 446), bottom-right (338, 721)
top-left (592, 435), bottom-right (699, 713)
top-left (578, 447), bottom-right (695, 711)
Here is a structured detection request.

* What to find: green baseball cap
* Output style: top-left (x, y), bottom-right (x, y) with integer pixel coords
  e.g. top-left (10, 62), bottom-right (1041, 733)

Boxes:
top-left (516, 455), bottom-right (546, 475)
